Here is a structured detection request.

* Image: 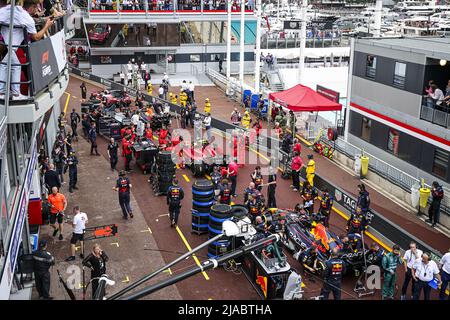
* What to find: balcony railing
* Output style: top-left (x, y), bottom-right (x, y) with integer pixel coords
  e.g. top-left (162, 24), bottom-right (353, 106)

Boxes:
top-left (87, 0), bottom-right (254, 14)
top-left (420, 98), bottom-right (450, 129)
top-left (0, 17), bottom-right (67, 104)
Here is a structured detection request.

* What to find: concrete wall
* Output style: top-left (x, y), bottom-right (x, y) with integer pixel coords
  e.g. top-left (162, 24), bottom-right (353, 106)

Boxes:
top-left (347, 132), bottom-right (450, 190)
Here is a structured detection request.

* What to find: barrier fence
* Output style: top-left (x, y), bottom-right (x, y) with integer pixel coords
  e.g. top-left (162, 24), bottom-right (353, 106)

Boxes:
top-left (68, 66), bottom-right (444, 259)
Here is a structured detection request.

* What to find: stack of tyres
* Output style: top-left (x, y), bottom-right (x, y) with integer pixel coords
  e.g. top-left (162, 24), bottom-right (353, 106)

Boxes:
top-left (208, 204), bottom-right (233, 258)
top-left (192, 179), bottom-right (215, 235)
top-left (157, 151), bottom-right (176, 195)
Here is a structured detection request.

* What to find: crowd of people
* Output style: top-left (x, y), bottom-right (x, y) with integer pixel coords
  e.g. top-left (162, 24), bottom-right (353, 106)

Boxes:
top-left (90, 0), bottom-right (255, 11)
top-left (424, 79), bottom-right (450, 111)
top-left (0, 0), bottom-right (67, 100)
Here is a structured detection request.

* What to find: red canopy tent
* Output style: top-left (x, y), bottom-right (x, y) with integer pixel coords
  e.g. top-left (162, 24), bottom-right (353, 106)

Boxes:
top-left (268, 84), bottom-right (342, 112)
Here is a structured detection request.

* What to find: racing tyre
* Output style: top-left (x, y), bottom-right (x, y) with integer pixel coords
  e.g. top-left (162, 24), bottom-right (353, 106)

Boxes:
top-left (231, 205), bottom-right (248, 218)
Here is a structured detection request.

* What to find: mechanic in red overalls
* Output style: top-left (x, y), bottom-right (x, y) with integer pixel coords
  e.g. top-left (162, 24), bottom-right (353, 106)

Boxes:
top-left (293, 138), bottom-right (302, 155)
top-left (158, 125), bottom-right (169, 149)
top-left (144, 123), bottom-right (153, 140)
top-left (122, 136), bottom-right (133, 172)
top-left (251, 118), bottom-right (263, 144)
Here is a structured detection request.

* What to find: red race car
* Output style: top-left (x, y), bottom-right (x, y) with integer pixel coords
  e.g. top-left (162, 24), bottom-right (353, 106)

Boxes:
top-left (104, 90), bottom-right (132, 108)
top-left (88, 24), bottom-right (111, 44)
top-left (182, 140), bottom-right (226, 176)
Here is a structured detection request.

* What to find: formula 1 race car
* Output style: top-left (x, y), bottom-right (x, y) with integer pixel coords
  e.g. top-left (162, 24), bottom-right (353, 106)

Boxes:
top-left (183, 140), bottom-right (227, 176)
top-left (273, 208), bottom-right (367, 277)
top-left (88, 24), bottom-right (111, 44)
top-left (90, 90), bottom-right (132, 108)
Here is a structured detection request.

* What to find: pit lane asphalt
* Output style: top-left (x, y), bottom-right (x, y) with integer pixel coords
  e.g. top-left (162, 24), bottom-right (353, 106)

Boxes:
top-left (64, 75), bottom-right (443, 300)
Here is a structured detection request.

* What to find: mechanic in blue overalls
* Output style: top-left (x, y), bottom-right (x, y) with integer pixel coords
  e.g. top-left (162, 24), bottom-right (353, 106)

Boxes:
top-left (167, 178), bottom-right (184, 228)
top-left (321, 248), bottom-right (346, 300)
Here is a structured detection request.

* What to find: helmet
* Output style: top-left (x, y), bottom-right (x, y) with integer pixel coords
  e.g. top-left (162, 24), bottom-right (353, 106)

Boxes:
top-left (205, 98), bottom-right (210, 102)
top-left (169, 93), bottom-right (173, 97)
top-left (245, 111), bottom-right (249, 115)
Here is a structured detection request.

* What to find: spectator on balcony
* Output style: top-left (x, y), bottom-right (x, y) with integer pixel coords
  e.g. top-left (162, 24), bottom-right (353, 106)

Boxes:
top-left (43, 0), bottom-right (65, 17)
top-left (0, 0), bottom-right (54, 100)
top-left (444, 79), bottom-right (450, 107)
top-left (427, 84), bottom-right (445, 109)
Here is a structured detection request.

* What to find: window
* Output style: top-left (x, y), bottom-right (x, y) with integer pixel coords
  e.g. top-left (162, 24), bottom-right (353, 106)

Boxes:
top-left (366, 55), bottom-right (377, 79)
top-left (189, 54), bottom-right (201, 62)
top-left (393, 62), bottom-right (406, 88)
top-left (432, 148), bottom-right (449, 178)
top-left (361, 117), bottom-right (372, 141)
top-left (387, 129), bottom-right (400, 156)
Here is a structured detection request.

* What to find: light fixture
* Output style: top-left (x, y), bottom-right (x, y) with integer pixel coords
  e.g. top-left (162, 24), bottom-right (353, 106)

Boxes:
top-left (439, 59), bottom-right (447, 66)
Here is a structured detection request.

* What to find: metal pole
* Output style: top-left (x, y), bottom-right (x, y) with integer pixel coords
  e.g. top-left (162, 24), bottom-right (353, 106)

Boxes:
top-left (298, 0), bottom-right (307, 84)
top-left (344, 37), bottom-right (355, 142)
top-left (121, 234), bottom-right (280, 300)
top-left (4, 0), bottom-right (16, 110)
top-left (254, 0), bottom-right (262, 93)
top-left (239, 0), bottom-right (245, 87)
top-left (373, 0), bottom-right (382, 38)
top-left (107, 233), bottom-right (224, 300)
top-left (226, 0), bottom-right (232, 94)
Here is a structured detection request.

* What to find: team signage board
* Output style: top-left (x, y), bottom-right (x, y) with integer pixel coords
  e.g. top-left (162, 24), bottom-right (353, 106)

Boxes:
top-left (316, 85), bottom-right (340, 104)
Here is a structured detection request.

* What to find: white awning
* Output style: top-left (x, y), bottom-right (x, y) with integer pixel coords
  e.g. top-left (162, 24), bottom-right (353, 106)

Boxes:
top-left (261, 47), bottom-right (350, 60)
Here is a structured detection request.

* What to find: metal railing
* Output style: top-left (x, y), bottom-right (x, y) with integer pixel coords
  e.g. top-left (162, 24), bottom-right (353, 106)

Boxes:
top-left (420, 100), bottom-right (450, 129)
top-left (318, 130), bottom-right (450, 216)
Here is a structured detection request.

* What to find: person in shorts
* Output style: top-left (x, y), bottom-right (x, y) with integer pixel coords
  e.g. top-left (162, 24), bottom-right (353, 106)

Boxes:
top-left (65, 206), bottom-right (88, 261)
top-left (47, 186), bottom-right (67, 240)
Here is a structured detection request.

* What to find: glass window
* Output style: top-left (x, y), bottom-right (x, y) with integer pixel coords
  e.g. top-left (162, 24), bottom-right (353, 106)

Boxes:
top-left (387, 129), bottom-right (400, 156)
top-left (432, 148), bottom-right (449, 178)
top-left (361, 117), bottom-right (372, 141)
top-left (393, 62), bottom-right (406, 88)
top-left (366, 55), bottom-right (377, 79)
top-left (189, 54), bottom-right (201, 62)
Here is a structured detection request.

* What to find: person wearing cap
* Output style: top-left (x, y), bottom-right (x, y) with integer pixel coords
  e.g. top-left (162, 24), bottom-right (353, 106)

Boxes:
top-left (381, 244), bottom-right (404, 300)
top-left (412, 252), bottom-right (441, 300)
top-left (356, 183), bottom-right (370, 215)
top-left (193, 113), bottom-right (202, 143)
top-left (204, 98), bottom-right (211, 114)
top-left (427, 181), bottom-right (444, 228)
top-left (321, 247), bottom-right (345, 300)
top-left (113, 171), bottom-right (133, 219)
top-left (241, 111), bottom-right (251, 130)
top-left (32, 240), bottom-right (55, 300)
top-left (290, 152), bottom-right (303, 192)
top-left (107, 137), bottom-right (119, 172)
top-left (401, 241), bottom-right (423, 300)
top-left (65, 150), bottom-right (79, 193)
top-left (167, 179), bottom-right (184, 227)
top-left (306, 154), bottom-right (315, 187)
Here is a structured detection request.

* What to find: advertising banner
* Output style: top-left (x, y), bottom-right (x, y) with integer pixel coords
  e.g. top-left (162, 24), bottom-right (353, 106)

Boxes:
top-left (50, 30), bottom-right (67, 73)
top-left (29, 37), bottom-right (59, 94)
top-left (316, 85), bottom-right (340, 103)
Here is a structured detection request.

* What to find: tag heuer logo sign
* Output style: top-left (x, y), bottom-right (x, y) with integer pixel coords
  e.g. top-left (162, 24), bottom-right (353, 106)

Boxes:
top-left (334, 189), bottom-right (342, 202)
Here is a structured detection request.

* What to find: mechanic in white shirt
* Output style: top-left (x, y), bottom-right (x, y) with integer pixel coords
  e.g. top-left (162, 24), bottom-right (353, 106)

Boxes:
top-left (158, 85), bottom-right (164, 99)
top-left (119, 72), bottom-right (125, 85)
top-left (439, 249), bottom-right (450, 300)
top-left (203, 113), bottom-right (212, 141)
top-left (127, 61), bottom-right (133, 72)
top-left (401, 241), bottom-right (423, 300)
top-left (65, 206), bottom-right (88, 261)
top-left (188, 81), bottom-right (195, 100)
top-left (127, 72), bottom-right (132, 86)
top-left (412, 252), bottom-right (441, 300)
top-left (131, 111), bottom-right (140, 126)
top-left (0, 2), bottom-right (53, 100)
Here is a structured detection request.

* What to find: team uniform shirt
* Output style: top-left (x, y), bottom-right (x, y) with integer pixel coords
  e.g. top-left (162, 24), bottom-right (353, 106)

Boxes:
top-left (293, 143), bottom-right (302, 155)
top-left (48, 193), bottom-right (66, 214)
top-left (291, 156), bottom-right (303, 171)
top-left (227, 162), bottom-right (238, 177)
top-left (413, 260), bottom-right (440, 282)
top-left (203, 116), bottom-right (211, 127)
top-left (131, 113), bottom-right (140, 126)
top-left (158, 87), bottom-right (164, 96)
top-left (73, 212), bottom-right (88, 235)
top-left (403, 249), bottom-right (424, 269)
top-left (440, 252), bottom-right (450, 274)
top-left (116, 177), bottom-right (131, 194)
top-left (108, 142), bottom-right (118, 158)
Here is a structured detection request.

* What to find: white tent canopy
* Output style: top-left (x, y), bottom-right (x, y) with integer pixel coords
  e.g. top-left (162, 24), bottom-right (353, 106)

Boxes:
top-left (261, 47), bottom-right (350, 60)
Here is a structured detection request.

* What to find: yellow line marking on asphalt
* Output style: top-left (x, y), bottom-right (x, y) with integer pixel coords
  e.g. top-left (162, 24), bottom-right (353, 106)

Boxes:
top-left (285, 128), bottom-right (313, 147)
top-left (76, 283), bottom-right (86, 289)
top-left (175, 226), bottom-right (210, 281)
top-left (122, 276), bottom-right (130, 283)
top-left (182, 174), bottom-right (190, 182)
top-left (208, 298), bottom-right (213, 300)
top-left (140, 227), bottom-right (153, 234)
top-left (163, 268), bottom-right (173, 275)
top-left (72, 95), bottom-right (78, 99)
top-left (63, 92), bottom-right (71, 113)
top-left (110, 242), bottom-right (119, 247)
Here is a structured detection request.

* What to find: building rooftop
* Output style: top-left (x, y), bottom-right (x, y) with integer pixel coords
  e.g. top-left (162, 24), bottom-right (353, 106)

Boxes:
top-left (356, 37), bottom-right (450, 61)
